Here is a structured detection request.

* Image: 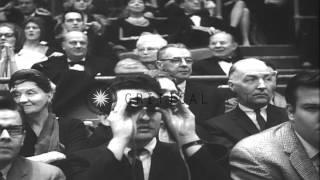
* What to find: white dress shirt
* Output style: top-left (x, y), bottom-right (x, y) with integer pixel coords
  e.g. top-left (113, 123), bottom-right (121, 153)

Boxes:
top-left (67, 58), bottom-right (85, 71)
top-left (124, 138), bottom-right (157, 180)
top-left (238, 103), bottom-right (267, 130)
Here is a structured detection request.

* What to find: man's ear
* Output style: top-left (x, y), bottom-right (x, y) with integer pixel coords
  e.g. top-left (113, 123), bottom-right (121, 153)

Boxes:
top-left (286, 104), bottom-right (295, 121)
top-left (228, 80), bottom-right (235, 92)
top-left (155, 60), bottom-right (163, 70)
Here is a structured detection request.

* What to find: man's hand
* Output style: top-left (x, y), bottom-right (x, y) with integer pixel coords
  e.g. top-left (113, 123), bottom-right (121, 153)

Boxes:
top-left (107, 91), bottom-right (135, 160)
top-left (159, 103), bottom-right (199, 145)
top-left (27, 151), bottom-right (66, 163)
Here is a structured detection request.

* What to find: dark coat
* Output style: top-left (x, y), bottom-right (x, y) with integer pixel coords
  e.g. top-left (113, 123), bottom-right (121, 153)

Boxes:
top-left (65, 141), bottom-right (230, 180)
top-left (184, 81), bottom-right (225, 125)
top-left (199, 104), bottom-right (288, 151)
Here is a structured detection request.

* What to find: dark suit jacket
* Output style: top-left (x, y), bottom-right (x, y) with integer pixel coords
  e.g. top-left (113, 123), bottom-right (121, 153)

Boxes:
top-left (230, 122), bottom-right (319, 180)
top-left (184, 81), bottom-right (225, 125)
top-left (7, 156), bottom-right (65, 180)
top-left (31, 55), bottom-right (115, 84)
top-left (65, 141), bottom-right (188, 180)
top-left (199, 104), bottom-right (288, 150)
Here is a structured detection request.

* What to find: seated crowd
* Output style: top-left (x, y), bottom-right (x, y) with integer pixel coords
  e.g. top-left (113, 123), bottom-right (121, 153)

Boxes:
top-left (0, 0), bottom-right (318, 180)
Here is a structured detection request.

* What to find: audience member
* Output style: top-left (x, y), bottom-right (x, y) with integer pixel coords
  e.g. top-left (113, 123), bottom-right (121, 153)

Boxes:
top-left (16, 0), bottom-right (56, 44)
top-left (65, 75), bottom-right (230, 180)
top-left (200, 58), bottom-right (288, 150)
top-left (114, 58), bottom-right (148, 74)
top-left (107, 0), bottom-right (159, 51)
top-left (192, 31), bottom-right (241, 75)
top-left (0, 23), bottom-right (23, 81)
top-left (135, 32), bottom-right (167, 69)
top-left (15, 17), bottom-right (62, 70)
top-left (164, 0), bottom-right (234, 48)
top-left (54, 10), bottom-right (112, 57)
top-left (32, 31), bottom-right (115, 116)
top-left (32, 31), bottom-right (114, 84)
top-left (9, 69), bottom-right (88, 165)
top-left (230, 71), bottom-right (319, 180)
top-left (0, 90), bottom-right (66, 180)
top-left (156, 43), bottom-right (225, 124)
top-left (0, 0), bottom-right (24, 25)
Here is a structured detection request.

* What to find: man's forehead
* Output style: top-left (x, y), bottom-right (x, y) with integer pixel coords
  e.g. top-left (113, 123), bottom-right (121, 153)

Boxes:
top-left (65, 12), bottom-right (82, 20)
top-left (117, 89), bottom-right (158, 98)
top-left (243, 71), bottom-right (277, 77)
top-left (162, 47), bottom-right (191, 58)
top-left (137, 40), bottom-right (162, 48)
top-left (65, 32), bottom-right (87, 41)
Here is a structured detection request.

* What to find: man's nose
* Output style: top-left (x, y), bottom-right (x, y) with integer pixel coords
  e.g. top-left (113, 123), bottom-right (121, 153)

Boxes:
top-left (75, 42), bottom-right (82, 47)
top-left (139, 109), bottom-right (151, 121)
top-left (0, 129), bottom-right (11, 139)
top-left (180, 58), bottom-right (188, 66)
top-left (257, 78), bottom-right (266, 89)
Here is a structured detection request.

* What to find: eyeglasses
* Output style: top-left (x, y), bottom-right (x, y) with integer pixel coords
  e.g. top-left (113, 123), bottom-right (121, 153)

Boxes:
top-left (0, 33), bottom-right (14, 38)
top-left (160, 57), bottom-right (193, 65)
top-left (0, 125), bottom-right (24, 137)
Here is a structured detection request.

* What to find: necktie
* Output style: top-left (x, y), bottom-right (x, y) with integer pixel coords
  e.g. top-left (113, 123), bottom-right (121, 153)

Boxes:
top-left (254, 108), bottom-right (266, 131)
top-left (129, 149), bottom-right (145, 180)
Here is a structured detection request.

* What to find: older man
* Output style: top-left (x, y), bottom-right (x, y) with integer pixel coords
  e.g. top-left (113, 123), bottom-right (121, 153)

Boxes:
top-left (201, 58), bottom-right (288, 150)
top-left (0, 90), bottom-right (65, 180)
top-left (192, 31), bottom-right (241, 75)
top-left (32, 31), bottom-right (115, 116)
top-left (156, 43), bottom-right (225, 124)
top-left (230, 71), bottom-right (319, 180)
top-left (135, 33), bottom-right (168, 70)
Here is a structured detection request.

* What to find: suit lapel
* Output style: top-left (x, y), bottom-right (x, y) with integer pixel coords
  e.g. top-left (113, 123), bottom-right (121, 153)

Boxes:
top-left (233, 106), bottom-right (260, 135)
top-left (281, 123), bottom-right (319, 180)
top-left (7, 157), bottom-right (28, 180)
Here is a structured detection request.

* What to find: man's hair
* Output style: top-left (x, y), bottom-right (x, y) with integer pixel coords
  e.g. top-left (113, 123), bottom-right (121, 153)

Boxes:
top-left (136, 32), bottom-right (167, 49)
top-left (0, 90), bottom-right (27, 127)
top-left (62, 10), bottom-right (84, 23)
top-left (9, 69), bottom-right (53, 93)
top-left (62, 31), bottom-right (87, 43)
top-left (108, 74), bottom-right (162, 102)
top-left (157, 43), bottom-right (188, 60)
top-left (285, 71), bottom-right (319, 108)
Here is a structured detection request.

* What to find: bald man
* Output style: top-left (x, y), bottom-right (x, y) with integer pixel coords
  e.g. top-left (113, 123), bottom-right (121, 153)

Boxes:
top-left (199, 58), bottom-right (288, 151)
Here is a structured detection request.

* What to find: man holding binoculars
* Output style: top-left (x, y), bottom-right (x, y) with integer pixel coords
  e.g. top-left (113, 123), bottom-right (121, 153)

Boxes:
top-left (66, 75), bottom-right (229, 180)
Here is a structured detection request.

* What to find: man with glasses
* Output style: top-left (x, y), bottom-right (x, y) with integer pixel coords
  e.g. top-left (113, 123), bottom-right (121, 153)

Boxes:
top-left (0, 90), bottom-right (65, 180)
top-left (156, 43), bottom-right (225, 125)
top-left (201, 58), bottom-right (288, 151)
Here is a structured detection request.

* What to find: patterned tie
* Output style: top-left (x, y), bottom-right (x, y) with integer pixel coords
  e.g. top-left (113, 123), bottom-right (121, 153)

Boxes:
top-left (254, 108), bottom-right (266, 131)
top-left (129, 149), bottom-right (145, 180)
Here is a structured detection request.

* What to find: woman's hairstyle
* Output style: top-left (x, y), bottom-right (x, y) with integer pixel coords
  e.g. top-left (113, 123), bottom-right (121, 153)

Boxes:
top-left (23, 17), bottom-right (46, 42)
top-left (9, 69), bottom-right (53, 93)
top-left (0, 22), bottom-right (24, 52)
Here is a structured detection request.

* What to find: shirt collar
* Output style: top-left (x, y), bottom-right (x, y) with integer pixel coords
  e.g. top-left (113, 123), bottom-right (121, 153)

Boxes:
top-left (238, 103), bottom-right (267, 112)
top-left (124, 138), bottom-right (157, 158)
top-left (295, 131), bottom-right (319, 159)
top-left (67, 58), bottom-right (86, 64)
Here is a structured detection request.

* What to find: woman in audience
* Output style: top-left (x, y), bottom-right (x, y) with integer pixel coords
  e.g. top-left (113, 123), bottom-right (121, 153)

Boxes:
top-left (108, 0), bottom-right (159, 51)
top-left (9, 69), bottom-right (88, 164)
top-left (15, 17), bottom-right (60, 70)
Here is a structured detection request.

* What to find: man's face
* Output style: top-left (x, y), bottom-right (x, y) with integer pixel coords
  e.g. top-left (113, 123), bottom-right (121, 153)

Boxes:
top-left (62, 32), bottom-right (88, 61)
top-left (136, 40), bottom-right (162, 63)
top-left (157, 47), bottom-right (193, 83)
top-left (73, 0), bottom-right (92, 12)
top-left (117, 89), bottom-right (162, 142)
top-left (209, 33), bottom-right (237, 58)
top-left (63, 12), bottom-right (84, 32)
top-left (290, 87), bottom-right (319, 148)
top-left (182, 0), bottom-right (201, 14)
top-left (18, 0), bottom-right (36, 15)
top-left (229, 60), bottom-right (275, 109)
top-left (0, 110), bottom-right (25, 163)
